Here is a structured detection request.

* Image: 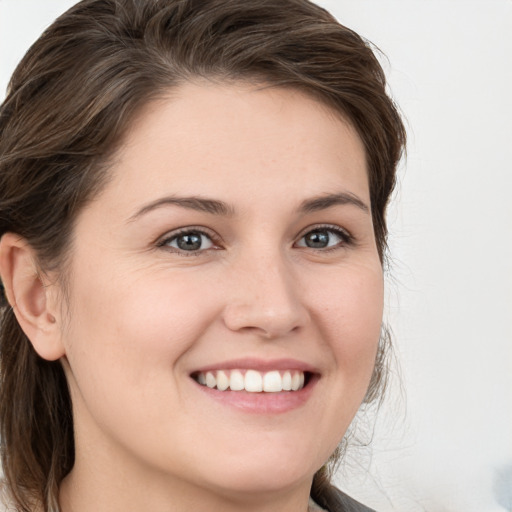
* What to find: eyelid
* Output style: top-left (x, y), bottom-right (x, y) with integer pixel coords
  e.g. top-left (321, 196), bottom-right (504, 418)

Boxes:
top-left (154, 223), bottom-right (354, 255)
top-left (294, 223), bottom-right (354, 248)
top-left (156, 226), bottom-right (223, 252)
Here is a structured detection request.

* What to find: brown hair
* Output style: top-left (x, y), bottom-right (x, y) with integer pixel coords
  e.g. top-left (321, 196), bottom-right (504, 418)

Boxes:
top-left (0, 0), bottom-right (406, 510)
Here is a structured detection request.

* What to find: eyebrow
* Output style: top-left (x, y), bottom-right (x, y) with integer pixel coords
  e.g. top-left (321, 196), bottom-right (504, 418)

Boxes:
top-left (128, 196), bottom-right (235, 222)
top-left (298, 192), bottom-right (370, 214)
top-left (128, 190), bottom-right (369, 222)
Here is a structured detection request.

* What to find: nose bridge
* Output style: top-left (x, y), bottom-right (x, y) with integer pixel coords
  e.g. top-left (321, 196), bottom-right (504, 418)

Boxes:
top-left (222, 244), bottom-right (308, 338)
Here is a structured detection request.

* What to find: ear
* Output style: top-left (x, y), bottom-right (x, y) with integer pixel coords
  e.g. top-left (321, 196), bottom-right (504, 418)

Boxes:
top-left (0, 232), bottom-right (65, 361)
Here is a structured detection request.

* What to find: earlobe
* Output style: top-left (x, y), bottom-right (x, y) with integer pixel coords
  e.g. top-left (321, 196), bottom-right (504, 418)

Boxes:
top-left (0, 232), bottom-right (65, 361)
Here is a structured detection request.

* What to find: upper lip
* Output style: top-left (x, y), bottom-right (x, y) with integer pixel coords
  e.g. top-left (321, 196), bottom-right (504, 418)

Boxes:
top-left (190, 357), bottom-right (319, 374)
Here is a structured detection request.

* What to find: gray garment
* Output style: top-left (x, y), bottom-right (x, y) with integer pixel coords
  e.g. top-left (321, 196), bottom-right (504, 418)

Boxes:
top-left (309, 497), bottom-right (327, 510)
top-left (336, 491), bottom-right (376, 512)
top-left (310, 489), bottom-right (377, 512)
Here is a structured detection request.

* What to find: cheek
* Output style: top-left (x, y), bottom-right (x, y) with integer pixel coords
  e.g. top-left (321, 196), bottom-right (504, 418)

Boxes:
top-left (60, 266), bottom-right (225, 456)
top-left (62, 266), bottom-right (220, 390)
top-left (291, 263), bottom-right (383, 459)
top-left (312, 264), bottom-right (383, 381)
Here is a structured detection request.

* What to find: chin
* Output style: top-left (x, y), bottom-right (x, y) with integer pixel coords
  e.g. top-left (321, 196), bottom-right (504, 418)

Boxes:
top-left (210, 465), bottom-right (314, 496)
top-left (195, 444), bottom-right (322, 496)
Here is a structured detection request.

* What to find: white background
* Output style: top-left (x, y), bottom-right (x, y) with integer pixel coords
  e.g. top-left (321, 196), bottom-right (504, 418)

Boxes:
top-left (1, 1), bottom-right (511, 511)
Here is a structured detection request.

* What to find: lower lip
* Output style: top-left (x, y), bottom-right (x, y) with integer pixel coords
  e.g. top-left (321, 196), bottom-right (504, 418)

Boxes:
top-left (192, 375), bottom-right (319, 414)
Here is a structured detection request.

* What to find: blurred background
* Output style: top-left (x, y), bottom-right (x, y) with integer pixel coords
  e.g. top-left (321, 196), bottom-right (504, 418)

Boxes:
top-left (1, 1), bottom-right (511, 511)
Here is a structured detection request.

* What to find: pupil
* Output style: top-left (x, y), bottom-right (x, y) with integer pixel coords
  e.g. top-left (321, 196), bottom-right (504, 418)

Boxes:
top-left (177, 233), bottom-right (202, 251)
top-left (306, 230), bottom-right (329, 248)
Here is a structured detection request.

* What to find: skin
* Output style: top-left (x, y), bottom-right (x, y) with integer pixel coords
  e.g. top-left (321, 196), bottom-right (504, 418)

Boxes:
top-left (0, 83), bottom-right (383, 512)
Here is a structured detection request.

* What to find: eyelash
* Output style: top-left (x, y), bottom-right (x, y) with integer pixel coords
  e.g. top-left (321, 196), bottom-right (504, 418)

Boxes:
top-left (156, 224), bottom-right (354, 256)
top-left (156, 227), bottom-right (221, 257)
top-left (295, 224), bottom-right (354, 252)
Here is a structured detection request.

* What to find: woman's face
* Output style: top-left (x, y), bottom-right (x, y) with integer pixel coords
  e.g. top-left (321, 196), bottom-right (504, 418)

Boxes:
top-left (57, 83), bottom-right (383, 501)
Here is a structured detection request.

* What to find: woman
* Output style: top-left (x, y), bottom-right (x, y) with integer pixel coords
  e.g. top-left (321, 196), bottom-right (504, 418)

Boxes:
top-left (0, 1), bottom-right (406, 511)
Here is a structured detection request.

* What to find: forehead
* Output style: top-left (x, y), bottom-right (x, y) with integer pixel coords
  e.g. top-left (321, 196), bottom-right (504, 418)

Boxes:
top-left (93, 82), bottom-right (369, 216)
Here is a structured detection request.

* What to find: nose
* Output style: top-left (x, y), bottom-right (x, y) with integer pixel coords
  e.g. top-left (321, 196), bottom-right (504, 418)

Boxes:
top-left (222, 252), bottom-right (310, 339)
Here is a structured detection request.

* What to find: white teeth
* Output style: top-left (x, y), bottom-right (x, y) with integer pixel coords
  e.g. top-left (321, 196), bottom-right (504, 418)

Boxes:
top-left (244, 370), bottom-right (263, 392)
top-left (282, 371), bottom-right (292, 391)
top-left (194, 369), bottom-right (306, 393)
top-left (291, 372), bottom-right (301, 391)
top-left (205, 371), bottom-right (216, 389)
top-left (263, 371), bottom-right (282, 392)
top-left (229, 370), bottom-right (245, 391)
top-left (216, 370), bottom-right (229, 391)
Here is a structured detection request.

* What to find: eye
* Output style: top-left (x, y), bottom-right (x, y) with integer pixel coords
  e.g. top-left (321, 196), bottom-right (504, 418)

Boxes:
top-left (159, 229), bottom-right (215, 253)
top-left (295, 226), bottom-right (351, 250)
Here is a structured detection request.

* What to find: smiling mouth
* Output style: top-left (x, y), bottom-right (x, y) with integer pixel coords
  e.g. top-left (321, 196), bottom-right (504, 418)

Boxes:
top-left (191, 369), bottom-right (309, 393)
